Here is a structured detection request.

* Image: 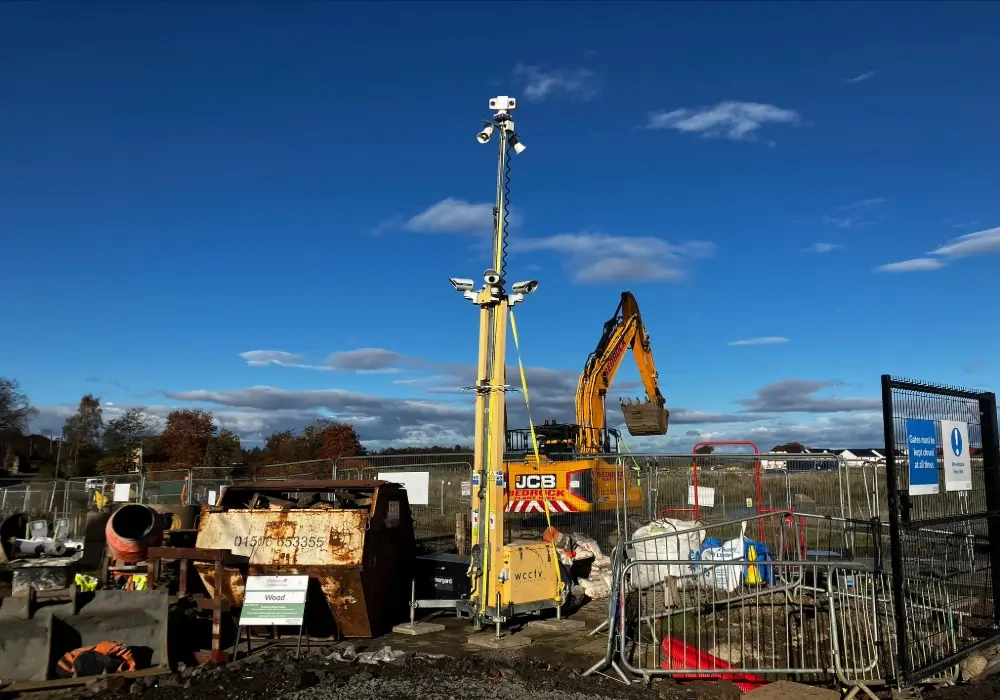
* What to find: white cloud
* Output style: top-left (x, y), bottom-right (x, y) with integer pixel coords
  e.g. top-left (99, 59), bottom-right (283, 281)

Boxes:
top-left (802, 242), bottom-right (843, 254)
top-left (929, 226), bottom-right (1000, 258)
top-left (824, 198), bottom-right (886, 229)
top-left (737, 379), bottom-right (881, 414)
top-left (404, 198), bottom-right (494, 234)
top-left (514, 233), bottom-right (715, 285)
top-left (727, 337), bottom-right (790, 347)
top-left (30, 363), bottom-right (886, 452)
top-left (403, 198), bottom-right (524, 235)
top-left (875, 258), bottom-right (946, 273)
top-left (325, 348), bottom-right (415, 373)
top-left (843, 70), bottom-right (877, 84)
top-left (875, 225), bottom-right (1000, 273)
top-left (513, 63), bottom-right (600, 101)
top-left (240, 348), bottom-right (421, 374)
top-left (240, 350), bottom-right (311, 368)
top-left (645, 101), bottom-right (801, 142)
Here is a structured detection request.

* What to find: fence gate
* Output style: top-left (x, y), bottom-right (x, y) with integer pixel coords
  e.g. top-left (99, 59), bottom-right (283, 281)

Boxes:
top-left (881, 374), bottom-right (1000, 684)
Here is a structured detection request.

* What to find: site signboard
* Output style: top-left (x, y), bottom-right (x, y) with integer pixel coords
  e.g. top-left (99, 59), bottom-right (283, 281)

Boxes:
top-left (239, 575), bottom-right (308, 626)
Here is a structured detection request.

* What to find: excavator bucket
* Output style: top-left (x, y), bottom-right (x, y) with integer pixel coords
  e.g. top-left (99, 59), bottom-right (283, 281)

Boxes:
top-left (620, 399), bottom-right (669, 436)
top-left (0, 588), bottom-right (169, 683)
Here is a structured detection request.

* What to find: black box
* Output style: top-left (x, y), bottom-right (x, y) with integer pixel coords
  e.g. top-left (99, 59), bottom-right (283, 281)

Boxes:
top-left (414, 553), bottom-right (471, 601)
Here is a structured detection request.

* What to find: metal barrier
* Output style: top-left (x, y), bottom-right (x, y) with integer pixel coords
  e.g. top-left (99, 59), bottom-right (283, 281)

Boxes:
top-left (330, 451), bottom-right (872, 557)
top-left (351, 461), bottom-right (474, 552)
top-left (253, 458), bottom-right (333, 480)
top-left (0, 479), bottom-right (64, 520)
top-left (586, 511), bottom-right (960, 696)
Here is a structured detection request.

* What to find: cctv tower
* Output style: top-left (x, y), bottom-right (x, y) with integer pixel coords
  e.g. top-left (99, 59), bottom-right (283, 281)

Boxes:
top-left (449, 97), bottom-right (543, 633)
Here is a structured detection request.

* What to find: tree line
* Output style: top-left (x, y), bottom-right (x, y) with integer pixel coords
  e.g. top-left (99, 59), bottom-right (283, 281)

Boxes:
top-left (0, 377), bottom-right (470, 479)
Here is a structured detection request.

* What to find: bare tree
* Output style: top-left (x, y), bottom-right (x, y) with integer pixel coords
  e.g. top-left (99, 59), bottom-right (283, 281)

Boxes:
top-left (0, 378), bottom-right (38, 435)
top-left (62, 394), bottom-right (104, 478)
top-left (0, 378), bottom-right (38, 471)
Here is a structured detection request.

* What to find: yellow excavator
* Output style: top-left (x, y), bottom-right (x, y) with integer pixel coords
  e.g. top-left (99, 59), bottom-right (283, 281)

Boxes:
top-left (503, 291), bottom-right (669, 522)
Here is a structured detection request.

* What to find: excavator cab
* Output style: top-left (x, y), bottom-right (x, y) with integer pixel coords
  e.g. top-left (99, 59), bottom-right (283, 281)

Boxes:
top-left (620, 397), bottom-right (670, 436)
top-left (505, 422), bottom-right (621, 459)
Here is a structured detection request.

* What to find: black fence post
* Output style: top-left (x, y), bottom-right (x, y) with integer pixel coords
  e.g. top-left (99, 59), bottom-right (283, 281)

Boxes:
top-left (881, 373), bottom-right (909, 681)
top-left (979, 392), bottom-right (1000, 628)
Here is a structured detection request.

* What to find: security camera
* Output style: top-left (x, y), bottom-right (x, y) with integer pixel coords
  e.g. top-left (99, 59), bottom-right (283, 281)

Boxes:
top-left (449, 278), bottom-right (475, 292)
top-left (489, 96), bottom-right (517, 112)
top-left (511, 280), bottom-right (538, 295)
top-left (510, 134), bottom-right (526, 155)
top-left (477, 124), bottom-right (494, 144)
top-left (484, 269), bottom-right (501, 285)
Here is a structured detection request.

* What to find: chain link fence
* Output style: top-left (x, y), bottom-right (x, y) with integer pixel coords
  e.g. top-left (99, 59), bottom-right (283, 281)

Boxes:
top-left (0, 451), bottom-right (890, 547)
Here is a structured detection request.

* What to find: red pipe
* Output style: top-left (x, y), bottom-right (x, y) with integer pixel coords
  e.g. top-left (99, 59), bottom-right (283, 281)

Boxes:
top-left (105, 504), bottom-right (165, 563)
top-left (661, 637), bottom-right (767, 692)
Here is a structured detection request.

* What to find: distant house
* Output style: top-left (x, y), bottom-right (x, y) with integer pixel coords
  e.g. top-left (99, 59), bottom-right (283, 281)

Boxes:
top-left (836, 448), bottom-right (884, 462)
top-left (807, 448), bottom-right (884, 463)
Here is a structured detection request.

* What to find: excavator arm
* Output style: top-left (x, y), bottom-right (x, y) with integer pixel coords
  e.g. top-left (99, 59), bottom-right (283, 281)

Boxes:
top-left (575, 291), bottom-right (669, 453)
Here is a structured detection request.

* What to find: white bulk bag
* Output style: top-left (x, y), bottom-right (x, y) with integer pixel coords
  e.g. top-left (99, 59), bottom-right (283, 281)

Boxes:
top-left (630, 518), bottom-right (705, 590)
top-left (700, 522), bottom-right (747, 593)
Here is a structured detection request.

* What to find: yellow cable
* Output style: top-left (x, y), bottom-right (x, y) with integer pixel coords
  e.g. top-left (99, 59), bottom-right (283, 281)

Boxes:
top-left (509, 308), bottom-right (564, 603)
top-left (617, 435), bottom-right (644, 481)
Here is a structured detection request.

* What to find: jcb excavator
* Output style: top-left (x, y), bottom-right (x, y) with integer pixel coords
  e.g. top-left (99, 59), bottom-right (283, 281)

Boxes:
top-left (504, 291), bottom-right (669, 520)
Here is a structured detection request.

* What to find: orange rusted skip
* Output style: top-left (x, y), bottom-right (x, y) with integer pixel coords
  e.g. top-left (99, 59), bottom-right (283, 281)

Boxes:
top-left (105, 504), bottom-right (165, 563)
top-left (194, 480), bottom-right (415, 637)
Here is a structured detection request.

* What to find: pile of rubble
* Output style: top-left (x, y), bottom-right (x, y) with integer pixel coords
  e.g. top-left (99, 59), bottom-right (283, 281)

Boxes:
top-left (542, 527), bottom-right (614, 600)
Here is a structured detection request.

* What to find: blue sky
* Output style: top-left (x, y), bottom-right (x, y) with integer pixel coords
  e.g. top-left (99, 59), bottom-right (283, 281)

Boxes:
top-left (3, 2), bottom-right (998, 451)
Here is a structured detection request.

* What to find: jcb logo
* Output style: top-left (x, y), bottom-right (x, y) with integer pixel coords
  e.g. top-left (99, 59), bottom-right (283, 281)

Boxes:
top-left (514, 474), bottom-right (557, 489)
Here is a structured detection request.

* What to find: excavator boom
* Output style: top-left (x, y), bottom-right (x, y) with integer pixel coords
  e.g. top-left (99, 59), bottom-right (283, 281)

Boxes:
top-left (576, 291), bottom-right (669, 449)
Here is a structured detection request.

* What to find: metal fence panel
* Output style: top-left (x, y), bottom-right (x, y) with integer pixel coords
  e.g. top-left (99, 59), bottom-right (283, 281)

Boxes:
top-left (880, 374), bottom-right (1000, 684)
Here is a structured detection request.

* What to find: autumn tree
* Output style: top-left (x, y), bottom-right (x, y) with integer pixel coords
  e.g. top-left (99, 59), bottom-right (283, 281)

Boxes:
top-left (62, 394), bottom-right (104, 477)
top-left (309, 420), bottom-right (363, 460)
top-left (262, 429), bottom-right (299, 464)
top-left (772, 442), bottom-right (807, 454)
top-left (102, 407), bottom-right (158, 474)
top-left (205, 428), bottom-right (243, 473)
top-left (160, 409), bottom-right (217, 467)
top-left (258, 420), bottom-right (363, 476)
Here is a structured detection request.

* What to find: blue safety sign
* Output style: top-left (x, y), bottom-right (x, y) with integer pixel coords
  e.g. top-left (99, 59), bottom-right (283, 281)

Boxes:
top-left (906, 418), bottom-right (939, 496)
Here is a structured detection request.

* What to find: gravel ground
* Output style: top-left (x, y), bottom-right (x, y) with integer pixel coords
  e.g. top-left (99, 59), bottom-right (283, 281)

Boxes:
top-left (24, 644), bottom-right (743, 700)
top-left (925, 676), bottom-right (1000, 700)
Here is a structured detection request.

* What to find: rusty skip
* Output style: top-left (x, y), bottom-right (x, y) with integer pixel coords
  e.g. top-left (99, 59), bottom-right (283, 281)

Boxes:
top-left (194, 480), bottom-right (415, 638)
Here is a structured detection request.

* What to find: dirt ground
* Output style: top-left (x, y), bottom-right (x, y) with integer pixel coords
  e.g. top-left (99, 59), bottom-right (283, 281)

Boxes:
top-left (925, 676), bottom-right (1000, 700)
top-left (12, 600), bottom-right (743, 700)
top-left (17, 598), bottom-right (999, 700)
top-left (22, 643), bottom-right (746, 700)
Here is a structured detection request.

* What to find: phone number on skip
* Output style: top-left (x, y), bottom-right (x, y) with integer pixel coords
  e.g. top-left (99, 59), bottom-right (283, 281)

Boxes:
top-left (233, 535), bottom-right (324, 549)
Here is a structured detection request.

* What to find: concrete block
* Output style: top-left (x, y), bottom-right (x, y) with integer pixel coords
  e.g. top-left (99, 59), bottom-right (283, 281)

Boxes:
top-left (467, 633), bottom-right (532, 649)
top-left (526, 618), bottom-right (586, 632)
top-left (392, 621), bottom-right (446, 636)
